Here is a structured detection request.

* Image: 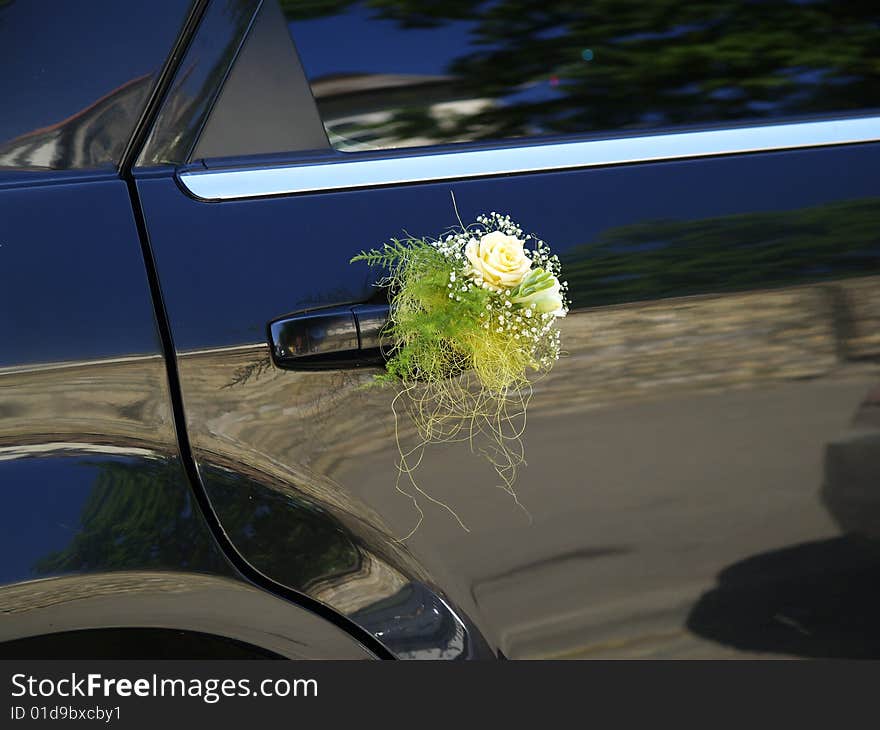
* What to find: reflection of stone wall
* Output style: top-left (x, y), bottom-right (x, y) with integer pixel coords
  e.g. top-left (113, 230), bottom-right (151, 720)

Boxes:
top-left (176, 275), bottom-right (880, 483)
top-left (0, 573), bottom-right (198, 615)
top-left (0, 355), bottom-right (175, 454)
top-left (170, 277), bottom-right (880, 492)
top-left (535, 276), bottom-right (878, 416)
top-left (839, 277), bottom-right (880, 360)
top-left (308, 553), bottom-right (409, 615)
top-left (0, 572), bottom-right (372, 659)
top-left (10, 277), bottom-right (870, 504)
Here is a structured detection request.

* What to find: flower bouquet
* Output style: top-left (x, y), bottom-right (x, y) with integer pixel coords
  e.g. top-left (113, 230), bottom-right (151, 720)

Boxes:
top-left (352, 210), bottom-right (568, 535)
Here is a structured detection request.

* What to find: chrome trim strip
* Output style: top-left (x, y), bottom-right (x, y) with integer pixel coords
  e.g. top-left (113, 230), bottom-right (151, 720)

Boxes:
top-left (179, 116), bottom-right (880, 200)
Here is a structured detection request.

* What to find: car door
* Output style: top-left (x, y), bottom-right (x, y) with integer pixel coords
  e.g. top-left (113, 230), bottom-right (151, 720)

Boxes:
top-left (0, 0), bottom-right (376, 660)
top-left (0, 0), bottom-right (209, 645)
top-left (134, 0), bottom-right (880, 658)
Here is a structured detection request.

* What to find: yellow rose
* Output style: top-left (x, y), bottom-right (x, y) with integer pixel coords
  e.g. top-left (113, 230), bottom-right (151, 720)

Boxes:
top-left (465, 231), bottom-right (532, 291)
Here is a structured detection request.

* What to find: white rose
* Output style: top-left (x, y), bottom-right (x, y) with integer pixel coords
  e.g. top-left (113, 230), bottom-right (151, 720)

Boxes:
top-left (465, 230), bottom-right (532, 291)
top-left (510, 268), bottom-right (567, 317)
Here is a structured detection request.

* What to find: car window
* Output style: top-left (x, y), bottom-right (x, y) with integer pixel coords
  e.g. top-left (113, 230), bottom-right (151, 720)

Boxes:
top-left (280, 0), bottom-right (880, 153)
top-left (189, 0), bottom-right (328, 163)
top-left (0, 0), bottom-right (193, 170)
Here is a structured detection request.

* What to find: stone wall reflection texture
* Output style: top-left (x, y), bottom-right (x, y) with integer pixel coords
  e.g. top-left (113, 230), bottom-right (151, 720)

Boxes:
top-left (177, 275), bottom-right (880, 478)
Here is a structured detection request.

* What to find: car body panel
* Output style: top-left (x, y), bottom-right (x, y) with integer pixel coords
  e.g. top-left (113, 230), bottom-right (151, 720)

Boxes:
top-left (136, 135), bottom-right (880, 657)
top-left (0, 170), bottom-right (374, 659)
top-left (5, 0), bottom-right (880, 660)
top-left (0, 0), bottom-right (193, 171)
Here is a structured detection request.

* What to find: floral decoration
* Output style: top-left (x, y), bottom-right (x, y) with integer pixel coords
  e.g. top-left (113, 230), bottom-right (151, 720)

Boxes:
top-left (351, 210), bottom-right (568, 535)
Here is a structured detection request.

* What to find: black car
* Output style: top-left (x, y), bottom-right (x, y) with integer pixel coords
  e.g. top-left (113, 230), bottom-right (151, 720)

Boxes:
top-left (2, 0), bottom-right (880, 660)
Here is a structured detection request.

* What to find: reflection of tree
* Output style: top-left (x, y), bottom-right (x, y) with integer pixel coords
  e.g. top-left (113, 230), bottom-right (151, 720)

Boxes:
top-left (34, 459), bottom-right (226, 575)
top-left (223, 353), bottom-right (272, 388)
top-left (32, 457), bottom-right (364, 592)
top-left (200, 464), bottom-right (363, 589)
top-left (282, 0), bottom-right (880, 145)
top-left (32, 456), bottom-right (364, 596)
top-left (561, 198), bottom-right (880, 307)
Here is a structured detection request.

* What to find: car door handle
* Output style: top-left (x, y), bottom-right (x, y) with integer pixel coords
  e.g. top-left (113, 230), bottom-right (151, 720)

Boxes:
top-left (268, 303), bottom-right (389, 369)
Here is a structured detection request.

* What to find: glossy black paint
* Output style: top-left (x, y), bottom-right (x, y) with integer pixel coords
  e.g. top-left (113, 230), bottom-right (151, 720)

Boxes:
top-left (0, 183), bottom-right (376, 654)
top-left (0, 565), bottom-right (374, 659)
top-left (141, 143), bottom-right (879, 351)
top-left (0, 449), bottom-right (373, 658)
top-left (351, 582), bottom-right (474, 660)
top-left (685, 536), bottom-right (880, 659)
top-left (135, 135), bottom-right (880, 657)
top-left (822, 385), bottom-right (880, 540)
top-left (0, 176), bottom-right (161, 366)
top-left (201, 462), bottom-right (493, 658)
top-left (0, 628), bottom-right (286, 659)
top-left (0, 0), bottom-right (192, 170)
top-left (5, 0), bottom-right (880, 661)
top-left (0, 0), bottom-right (382, 655)
top-left (0, 454), bottom-right (228, 585)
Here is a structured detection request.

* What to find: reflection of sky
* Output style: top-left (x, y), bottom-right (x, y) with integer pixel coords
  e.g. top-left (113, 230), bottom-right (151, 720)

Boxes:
top-left (0, 0), bottom-right (189, 142)
top-left (499, 82), bottom-right (566, 107)
top-left (613, 22), bottom-right (708, 44)
top-left (287, 1), bottom-right (569, 124)
top-left (288, 3), bottom-right (482, 79)
top-left (0, 457), bottom-right (97, 583)
top-left (0, 178), bottom-right (163, 366)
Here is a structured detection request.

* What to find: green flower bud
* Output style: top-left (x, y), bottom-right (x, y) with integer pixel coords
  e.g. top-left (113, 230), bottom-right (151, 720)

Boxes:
top-left (510, 268), bottom-right (566, 316)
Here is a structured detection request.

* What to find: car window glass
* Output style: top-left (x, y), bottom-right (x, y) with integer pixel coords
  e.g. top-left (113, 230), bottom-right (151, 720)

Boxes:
top-left (281, 0), bottom-right (880, 153)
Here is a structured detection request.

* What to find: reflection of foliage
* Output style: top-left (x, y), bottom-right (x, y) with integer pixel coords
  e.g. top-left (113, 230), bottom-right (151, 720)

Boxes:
top-left (562, 198), bottom-right (880, 308)
top-left (34, 459), bottom-right (226, 575)
top-left (282, 0), bottom-right (880, 145)
top-left (280, 0), bottom-right (354, 19)
top-left (223, 353), bottom-right (272, 388)
top-left (32, 457), bottom-right (365, 592)
top-left (202, 465), bottom-right (362, 589)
